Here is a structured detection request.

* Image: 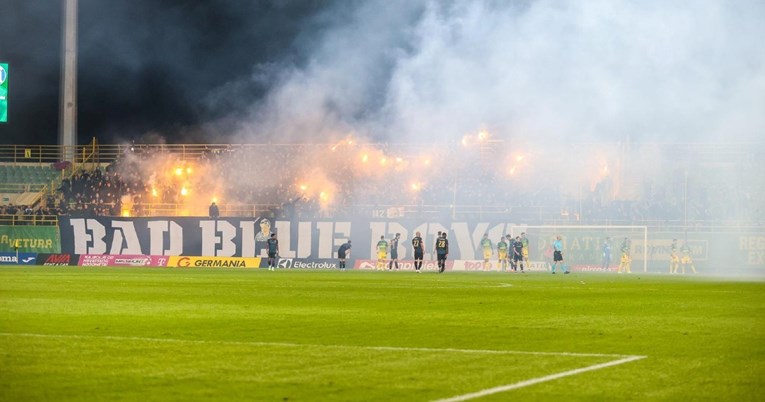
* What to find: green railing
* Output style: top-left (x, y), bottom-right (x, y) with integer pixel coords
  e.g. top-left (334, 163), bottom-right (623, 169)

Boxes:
top-left (0, 214), bottom-right (59, 226)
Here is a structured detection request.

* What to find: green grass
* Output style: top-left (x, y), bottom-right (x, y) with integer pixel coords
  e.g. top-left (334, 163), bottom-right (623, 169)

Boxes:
top-left (0, 267), bottom-right (763, 401)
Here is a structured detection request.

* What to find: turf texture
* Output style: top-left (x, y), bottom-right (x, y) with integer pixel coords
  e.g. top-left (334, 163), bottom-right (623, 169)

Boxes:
top-left (1, 267), bottom-right (763, 401)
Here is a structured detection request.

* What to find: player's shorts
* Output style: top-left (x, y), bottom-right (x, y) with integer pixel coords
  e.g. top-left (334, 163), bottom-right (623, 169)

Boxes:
top-left (681, 255), bottom-right (692, 264)
top-left (483, 249), bottom-right (492, 259)
top-left (522, 248), bottom-right (529, 259)
top-left (268, 252), bottom-right (277, 258)
top-left (377, 251), bottom-right (387, 260)
top-left (338, 251), bottom-right (347, 259)
top-left (553, 250), bottom-right (563, 262)
top-left (621, 254), bottom-right (631, 264)
top-left (390, 251), bottom-right (398, 259)
top-left (498, 250), bottom-right (507, 260)
top-left (513, 253), bottom-right (523, 262)
top-left (414, 250), bottom-right (424, 260)
top-left (437, 252), bottom-right (447, 260)
top-left (670, 254), bottom-right (679, 263)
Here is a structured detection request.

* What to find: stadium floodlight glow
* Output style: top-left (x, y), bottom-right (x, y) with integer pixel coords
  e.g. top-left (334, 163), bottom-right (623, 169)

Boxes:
top-left (361, 154), bottom-right (369, 163)
top-left (174, 168), bottom-right (183, 176)
top-left (211, 196), bottom-right (218, 203)
top-left (180, 187), bottom-right (189, 196)
top-left (0, 63), bottom-right (8, 123)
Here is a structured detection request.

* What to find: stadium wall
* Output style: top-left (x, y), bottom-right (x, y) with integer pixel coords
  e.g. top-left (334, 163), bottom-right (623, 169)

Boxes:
top-left (55, 217), bottom-right (765, 274)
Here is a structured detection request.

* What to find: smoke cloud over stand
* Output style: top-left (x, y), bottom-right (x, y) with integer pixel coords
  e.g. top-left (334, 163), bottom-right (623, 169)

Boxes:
top-left (220, 0), bottom-right (764, 224)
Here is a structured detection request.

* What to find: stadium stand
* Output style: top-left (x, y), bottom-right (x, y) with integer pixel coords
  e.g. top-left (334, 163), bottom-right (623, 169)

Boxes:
top-left (0, 140), bottom-right (762, 227)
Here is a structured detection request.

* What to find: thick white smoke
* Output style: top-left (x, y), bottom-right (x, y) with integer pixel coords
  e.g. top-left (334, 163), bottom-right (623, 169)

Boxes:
top-left (220, 0), bottom-right (765, 220)
top-left (238, 0), bottom-right (765, 144)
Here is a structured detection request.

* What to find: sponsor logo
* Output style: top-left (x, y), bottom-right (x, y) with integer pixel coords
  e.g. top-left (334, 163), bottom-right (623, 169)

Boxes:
top-left (462, 261), bottom-right (487, 271)
top-left (79, 255), bottom-right (114, 266)
top-left (168, 256), bottom-right (260, 268)
top-left (357, 260), bottom-right (375, 270)
top-left (113, 257), bottom-right (151, 266)
top-left (570, 264), bottom-right (613, 272)
top-left (0, 65), bottom-right (6, 85)
top-left (353, 259), bottom-right (445, 271)
top-left (76, 254), bottom-right (167, 267)
top-left (0, 253), bottom-right (39, 265)
top-left (277, 258), bottom-right (338, 269)
top-left (44, 254), bottom-right (71, 265)
top-left (525, 261), bottom-right (550, 271)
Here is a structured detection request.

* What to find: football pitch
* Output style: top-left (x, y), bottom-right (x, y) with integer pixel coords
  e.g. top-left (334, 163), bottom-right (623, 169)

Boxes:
top-left (1, 267), bottom-right (763, 401)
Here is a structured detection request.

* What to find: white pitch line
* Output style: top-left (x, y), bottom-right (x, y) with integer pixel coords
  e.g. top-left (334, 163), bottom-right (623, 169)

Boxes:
top-left (0, 332), bottom-right (634, 358)
top-left (432, 355), bottom-right (647, 402)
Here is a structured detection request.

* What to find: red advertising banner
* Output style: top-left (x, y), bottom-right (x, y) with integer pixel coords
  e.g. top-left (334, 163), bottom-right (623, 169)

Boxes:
top-left (353, 259), bottom-right (449, 272)
top-left (78, 255), bottom-right (169, 267)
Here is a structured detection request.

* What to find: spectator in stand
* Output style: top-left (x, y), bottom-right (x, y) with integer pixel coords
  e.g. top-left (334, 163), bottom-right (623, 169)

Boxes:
top-left (209, 202), bottom-right (220, 219)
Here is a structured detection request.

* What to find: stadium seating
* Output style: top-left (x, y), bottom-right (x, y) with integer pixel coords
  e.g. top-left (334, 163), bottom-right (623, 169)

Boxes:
top-left (0, 165), bottom-right (59, 185)
top-left (0, 164), bottom-right (61, 210)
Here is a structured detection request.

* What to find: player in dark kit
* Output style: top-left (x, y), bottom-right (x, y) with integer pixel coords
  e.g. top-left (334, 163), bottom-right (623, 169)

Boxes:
top-left (436, 232), bottom-right (449, 273)
top-left (412, 231), bottom-right (424, 272)
top-left (266, 233), bottom-right (279, 271)
top-left (388, 233), bottom-right (401, 270)
top-left (337, 240), bottom-right (352, 270)
top-left (512, 235), bottom-right (525, 272)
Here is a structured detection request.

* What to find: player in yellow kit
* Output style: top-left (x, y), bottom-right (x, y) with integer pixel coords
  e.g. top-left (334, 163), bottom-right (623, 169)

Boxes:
top-left (679, 241), bottom-right (697, 274)
top-left (669, 239), bottom-right (680, 274)
top-left (479, 233), bottom-right (493, 270)
top-left (375, 235), bottom-right (388, 271)
top-left (497, 236), bottom-right (509, 272)
top-left (617, 237), bottom-right (632, 273)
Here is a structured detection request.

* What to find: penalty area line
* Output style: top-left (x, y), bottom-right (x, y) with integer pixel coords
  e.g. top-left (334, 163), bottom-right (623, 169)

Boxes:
top-left (432, 354), bottom-right (646, 402)
top-left (0, 332), bottom-right (631, 358)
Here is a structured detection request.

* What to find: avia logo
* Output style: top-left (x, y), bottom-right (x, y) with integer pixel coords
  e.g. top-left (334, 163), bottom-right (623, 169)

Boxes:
top-left (277, 258), bottom-right (293, 268)
top-left (45, 255), bottom-right (71, 264)
top-left (0, 65), bottom-right (6, 85)
top-left (22, 257), bottom-right (36, 263)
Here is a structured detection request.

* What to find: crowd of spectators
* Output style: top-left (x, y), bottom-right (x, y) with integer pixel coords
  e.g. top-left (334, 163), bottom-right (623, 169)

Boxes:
top-left (3, 143), bottom-right (757, 226)
top-left (0, 203), bottom-right (59, 225)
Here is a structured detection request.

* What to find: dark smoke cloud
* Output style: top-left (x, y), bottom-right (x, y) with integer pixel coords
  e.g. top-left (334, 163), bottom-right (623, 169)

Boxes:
top-left (0, 0), bottom-right (326, 144)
